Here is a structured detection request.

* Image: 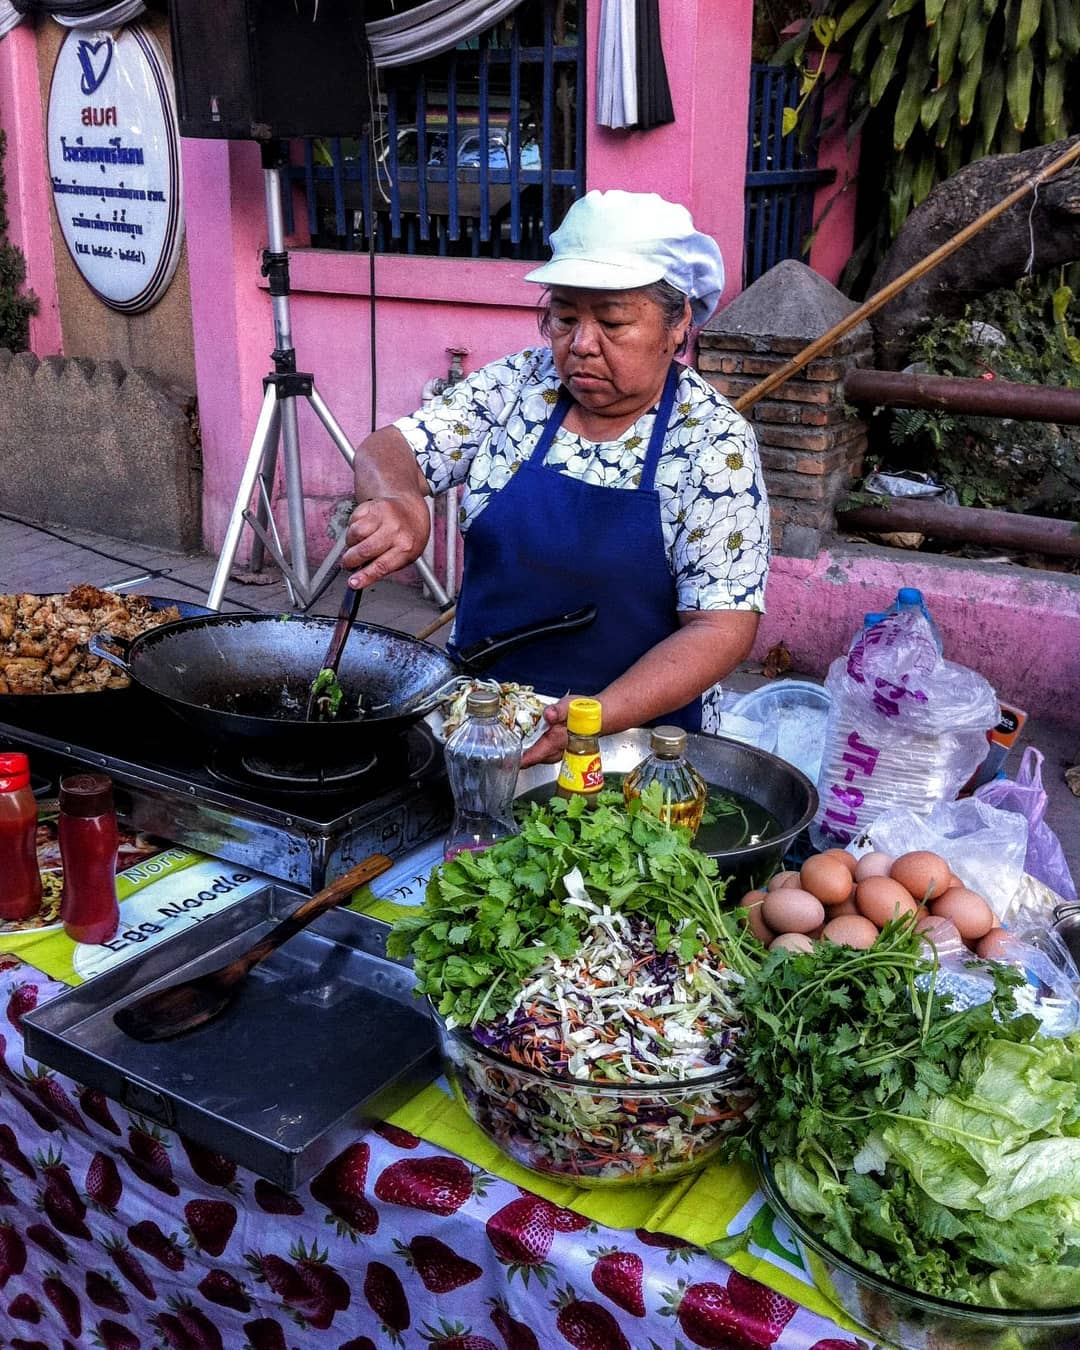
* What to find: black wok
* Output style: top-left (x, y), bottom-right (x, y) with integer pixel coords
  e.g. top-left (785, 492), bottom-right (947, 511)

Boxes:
top-left (88, 605), bottom-right (596, 762)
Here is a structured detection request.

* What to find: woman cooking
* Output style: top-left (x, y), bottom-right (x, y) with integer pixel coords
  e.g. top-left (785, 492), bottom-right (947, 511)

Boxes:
top-left (343, 190), bottom-right (769, 767)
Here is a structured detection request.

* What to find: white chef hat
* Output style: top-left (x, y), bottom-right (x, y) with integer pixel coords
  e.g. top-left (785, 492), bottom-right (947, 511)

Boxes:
top-left (524, 189), bottom-right (725, 328)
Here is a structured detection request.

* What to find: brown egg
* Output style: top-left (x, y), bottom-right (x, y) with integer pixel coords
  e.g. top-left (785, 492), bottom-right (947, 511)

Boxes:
top-left (976, 927), bottom-right (1012, 961)
top-left (770, 932), bottom-right (814, 954)
top-left (931, 888), bottom-right (996, 941)
top-left (762, 888), bottom-right (826, 935)
top-left (800, 854), bottom-right (856, 907)
top-left (822, 914), bottom-right (879, 948)
top-left (740, 889), bottom-right (772, 945)
top-left (890, 851), bottom-right (953, 903)
top-left (829, 895), bottom-right (859, 918)
top-left (853, 851), bottom-right (894, 884)
top-left (766, 870), bottom-right (802, 892)
top-left (817, 848), bottom-right (858, 877)
top-left (856, 875), bottom-right (919, 928)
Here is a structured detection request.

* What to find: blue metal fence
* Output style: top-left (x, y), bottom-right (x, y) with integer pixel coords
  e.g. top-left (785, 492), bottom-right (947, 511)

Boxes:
top-left (285, 0), bottom-right (584, 258)
top-left (744, 64), bottom-right (835, 285)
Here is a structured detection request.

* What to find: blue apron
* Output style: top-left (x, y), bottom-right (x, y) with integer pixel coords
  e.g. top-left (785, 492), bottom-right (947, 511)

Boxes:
top-left (449, 362), bottom-right (702, 731)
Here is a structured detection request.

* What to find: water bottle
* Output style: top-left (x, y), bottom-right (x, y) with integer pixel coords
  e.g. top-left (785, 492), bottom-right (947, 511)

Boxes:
top-left (890, 587), bottom-right (943, 653)
top-left (863, 612), bottom-right (887, 629)
top-left (443, 687), bottom-right (522, 860)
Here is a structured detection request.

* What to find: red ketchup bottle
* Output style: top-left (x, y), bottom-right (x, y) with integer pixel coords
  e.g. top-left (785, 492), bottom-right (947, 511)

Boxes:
top-left (0, 752), bottom-right (43, 922)
top-left (58, 773), bottom-right (120, 945)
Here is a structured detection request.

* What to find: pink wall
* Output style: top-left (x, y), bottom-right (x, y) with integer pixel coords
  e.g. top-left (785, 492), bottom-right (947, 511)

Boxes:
top-left (0, 24), bottom-right (62, 354)
top-left (759, 549), bottom-right (1080, 727)
top-left (808, 67), bottom-right (860, 286)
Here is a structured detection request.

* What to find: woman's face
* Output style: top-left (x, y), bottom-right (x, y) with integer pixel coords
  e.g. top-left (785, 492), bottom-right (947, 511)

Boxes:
top-left (546, 287), bottom-right (690, 422)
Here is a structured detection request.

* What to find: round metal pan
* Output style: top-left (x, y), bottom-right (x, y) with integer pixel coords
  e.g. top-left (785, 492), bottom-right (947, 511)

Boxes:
top-left (88, 606), bottom-right (596, 762)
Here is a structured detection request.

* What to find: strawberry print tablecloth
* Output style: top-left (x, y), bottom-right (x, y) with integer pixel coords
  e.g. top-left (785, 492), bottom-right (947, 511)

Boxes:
top-left (0, 958), bottom-right (870, 1350)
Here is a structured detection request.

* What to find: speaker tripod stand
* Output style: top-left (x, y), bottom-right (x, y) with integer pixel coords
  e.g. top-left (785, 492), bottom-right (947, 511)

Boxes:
top-left (207, 142), bottom-right (451, 612)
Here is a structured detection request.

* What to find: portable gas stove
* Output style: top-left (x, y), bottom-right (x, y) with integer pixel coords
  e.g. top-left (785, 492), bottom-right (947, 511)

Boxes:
top-left (0, 701), bottom-right (451, 892)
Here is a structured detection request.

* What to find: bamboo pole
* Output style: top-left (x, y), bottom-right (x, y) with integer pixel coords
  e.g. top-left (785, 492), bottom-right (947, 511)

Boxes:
top-left (731, 136), bottom-right (1080, 414)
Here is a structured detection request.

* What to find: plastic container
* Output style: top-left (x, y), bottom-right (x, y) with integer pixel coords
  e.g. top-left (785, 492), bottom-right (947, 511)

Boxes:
top-left (555, 697), bottom-right (604, 804)
top-left (58, 773), bottom-right (120, 944)
top-left (623, 725), bottom-right (708, 838)
top-left (863, 611), bottom-right (887, 628)
top-left (0, 752), bottom-right (43, 923)
top-left (434, 1008), bottom-right (756, 1187)
top-left (729, 680), bottom-right (832, 785)
top-left (443, 687), bottom-right (522, 860)
top-left (757, 1155), bottom-right (1080, 1349)
top-left (891, 586), bottom-right (943, 653)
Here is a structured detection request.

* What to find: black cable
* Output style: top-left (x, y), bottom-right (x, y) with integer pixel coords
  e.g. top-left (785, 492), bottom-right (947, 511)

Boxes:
top-left (0, 511), bottom-right (262, 612)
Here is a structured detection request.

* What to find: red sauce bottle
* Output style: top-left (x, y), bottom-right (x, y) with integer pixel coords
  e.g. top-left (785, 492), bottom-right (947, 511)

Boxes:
top-left (58, 773), bottom-right (120, 945)
top-left (0, 752), bottom-right (43, 922)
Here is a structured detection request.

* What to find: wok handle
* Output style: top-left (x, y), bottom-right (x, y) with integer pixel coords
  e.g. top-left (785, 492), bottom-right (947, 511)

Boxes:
top-left (456, 604), bottom-right (597, 672)
top-left (87, 631), bottom-right (134, 675)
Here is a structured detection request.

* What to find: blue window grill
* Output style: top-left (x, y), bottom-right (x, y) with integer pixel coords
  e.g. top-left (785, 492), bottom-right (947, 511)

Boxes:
top-left (744, 63), bottom-right (836, 285)
top-left (285, 0), bottom-right (585, 258)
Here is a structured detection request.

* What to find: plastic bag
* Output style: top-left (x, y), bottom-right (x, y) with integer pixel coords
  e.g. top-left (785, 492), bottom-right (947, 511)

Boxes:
top-left (812, 611), bottom-right (1000, 849)
top-left (975, 747), bottom-right (1077, 903)
top-left (862, 797), bottom-right (1028, 920)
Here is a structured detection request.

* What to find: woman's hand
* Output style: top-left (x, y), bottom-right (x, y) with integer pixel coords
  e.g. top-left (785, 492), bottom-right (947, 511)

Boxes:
top-left (343, 426), bottom-right (432, 588)
top-left (519, 695), bottom-right (571, 768)
top-left (342, 497), bottom-right (430, 588)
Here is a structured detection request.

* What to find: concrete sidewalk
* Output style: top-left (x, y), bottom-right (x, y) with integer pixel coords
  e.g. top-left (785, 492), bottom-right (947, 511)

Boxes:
top-left (2, 509), bottom-right (1076, 885)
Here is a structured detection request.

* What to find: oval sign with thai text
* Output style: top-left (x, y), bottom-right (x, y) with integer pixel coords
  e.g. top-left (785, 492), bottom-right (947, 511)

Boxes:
top-left (47, 24), bottom-right (184, 313)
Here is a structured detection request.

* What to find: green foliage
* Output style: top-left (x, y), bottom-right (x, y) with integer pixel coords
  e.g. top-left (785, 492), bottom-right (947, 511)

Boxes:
top-left (775, 0), bottom-right (1080, 288)
top-left (886, 272), bottom-right (1080, 514)
top-left (0, 130), bottom-right (37, 352)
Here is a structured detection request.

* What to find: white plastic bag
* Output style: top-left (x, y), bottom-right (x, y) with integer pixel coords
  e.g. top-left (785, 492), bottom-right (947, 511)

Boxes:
top-left (812, 611), bottom-right (1000, 849)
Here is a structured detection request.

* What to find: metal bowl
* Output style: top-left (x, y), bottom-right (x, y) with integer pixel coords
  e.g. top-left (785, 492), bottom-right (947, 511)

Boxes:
top-left (515, 728), bottom-right (818, 894)
top-left (757, 1155), bottom-right (1080, 1349)
top-left (433, 1006), bottom-right (756, 1188)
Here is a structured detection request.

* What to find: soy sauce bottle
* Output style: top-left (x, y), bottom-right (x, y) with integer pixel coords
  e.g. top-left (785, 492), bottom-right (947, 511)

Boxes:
top-left (58, 773), bottom-right (120, 945)
top-left (0, 752), bottom-right (42, 922)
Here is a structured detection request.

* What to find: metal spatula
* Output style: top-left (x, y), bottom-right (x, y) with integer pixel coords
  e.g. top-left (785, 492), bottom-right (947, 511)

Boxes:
top-left (305, 582), bottom-right (363, 721)
top-left (112, 854), bottom-right (393, 1043)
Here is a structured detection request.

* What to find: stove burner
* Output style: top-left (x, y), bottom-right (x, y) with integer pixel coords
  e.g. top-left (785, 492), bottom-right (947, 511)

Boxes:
top-left (208, 749), bottom-right (379, 793)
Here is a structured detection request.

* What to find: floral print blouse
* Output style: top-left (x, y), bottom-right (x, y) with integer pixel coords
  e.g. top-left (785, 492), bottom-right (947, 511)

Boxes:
top-left (394, 347), bottom-right (770, 730)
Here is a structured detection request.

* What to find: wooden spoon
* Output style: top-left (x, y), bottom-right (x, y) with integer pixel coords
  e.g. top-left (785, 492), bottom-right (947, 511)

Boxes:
top-left (113, 854), bottom-right (394, 1043)
top-left (305, 582), bottom-right (363, 721)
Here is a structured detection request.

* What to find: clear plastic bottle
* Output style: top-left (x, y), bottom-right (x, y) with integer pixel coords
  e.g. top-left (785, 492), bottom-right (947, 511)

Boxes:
top-left (623, 726), bottom-right (708, 838)
top-left (443, 688), bottom-right (522, 860)
top-left (891, 587), bottom-right (943, 653)
top-left (555, 698), bottom-right (604, 805)
top-left (58, 773), bottom-right (120, 944)
top-left (0, 752), bottom-right (42, 922)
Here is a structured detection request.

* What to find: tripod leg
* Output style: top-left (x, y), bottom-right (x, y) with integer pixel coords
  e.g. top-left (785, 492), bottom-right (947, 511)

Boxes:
top-left (279, 392), bottom-right (311, 593)
top-left (307, 385), bottom-right (452, 608)
top-left (207, 384), bottom-right (281, 610)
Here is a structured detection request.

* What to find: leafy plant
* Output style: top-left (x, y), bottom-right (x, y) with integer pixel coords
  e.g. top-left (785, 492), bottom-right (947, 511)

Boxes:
top-left (883, 271), bottom-right (1080, 513)
top-left (776, 0), bottom-right (1080, 289)
top-left (0, 130), bottom-right (36, 352)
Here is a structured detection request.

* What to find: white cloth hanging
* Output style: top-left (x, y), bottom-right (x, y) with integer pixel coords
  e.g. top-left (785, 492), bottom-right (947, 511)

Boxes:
top-left (0, 0), bottom-right (144, 36)
top-left (366, 0), bottom-right (525, 69)
top-left (595, 0), bottom-right (637, 128)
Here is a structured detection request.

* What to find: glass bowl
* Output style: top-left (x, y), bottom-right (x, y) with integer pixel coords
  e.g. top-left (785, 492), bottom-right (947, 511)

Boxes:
top-left (432, 1008), bottom-right (756, 1188)
top-left (756, 1155), bottom-right (1080, 1349)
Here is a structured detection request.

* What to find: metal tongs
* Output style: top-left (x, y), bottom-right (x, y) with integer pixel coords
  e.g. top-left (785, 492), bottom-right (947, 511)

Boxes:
top-left (305, 583), bottom-right (363, 721)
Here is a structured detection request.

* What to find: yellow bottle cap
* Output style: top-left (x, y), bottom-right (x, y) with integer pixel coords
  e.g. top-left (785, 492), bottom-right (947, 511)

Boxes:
top-left (567, 697), bottom-right (602, 736)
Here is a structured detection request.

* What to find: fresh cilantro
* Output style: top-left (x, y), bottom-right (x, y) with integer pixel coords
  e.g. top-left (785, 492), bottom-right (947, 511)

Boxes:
top-left (387, 785), bottom-right (750, 1027)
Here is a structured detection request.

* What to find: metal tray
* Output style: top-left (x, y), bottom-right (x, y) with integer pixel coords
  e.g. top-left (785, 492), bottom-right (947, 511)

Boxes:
top-left (22, 885), bottom-right (439, 1189)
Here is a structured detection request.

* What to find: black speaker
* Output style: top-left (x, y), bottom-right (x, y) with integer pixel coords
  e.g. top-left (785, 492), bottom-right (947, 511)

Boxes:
top-left (168, 0), bottom-right (370, 141)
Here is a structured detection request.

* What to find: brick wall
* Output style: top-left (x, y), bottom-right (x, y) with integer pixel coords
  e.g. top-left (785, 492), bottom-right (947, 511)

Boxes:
top-left (698, 260), bottom-right (873, 559)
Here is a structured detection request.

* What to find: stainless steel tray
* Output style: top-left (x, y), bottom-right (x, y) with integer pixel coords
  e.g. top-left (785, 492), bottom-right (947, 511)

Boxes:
top-left (22, 886), bottom-right (438, 1189)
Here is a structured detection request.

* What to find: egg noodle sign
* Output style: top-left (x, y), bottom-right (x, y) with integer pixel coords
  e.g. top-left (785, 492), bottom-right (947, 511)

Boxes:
top-left (46, 23), bottom-right (184, 313)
